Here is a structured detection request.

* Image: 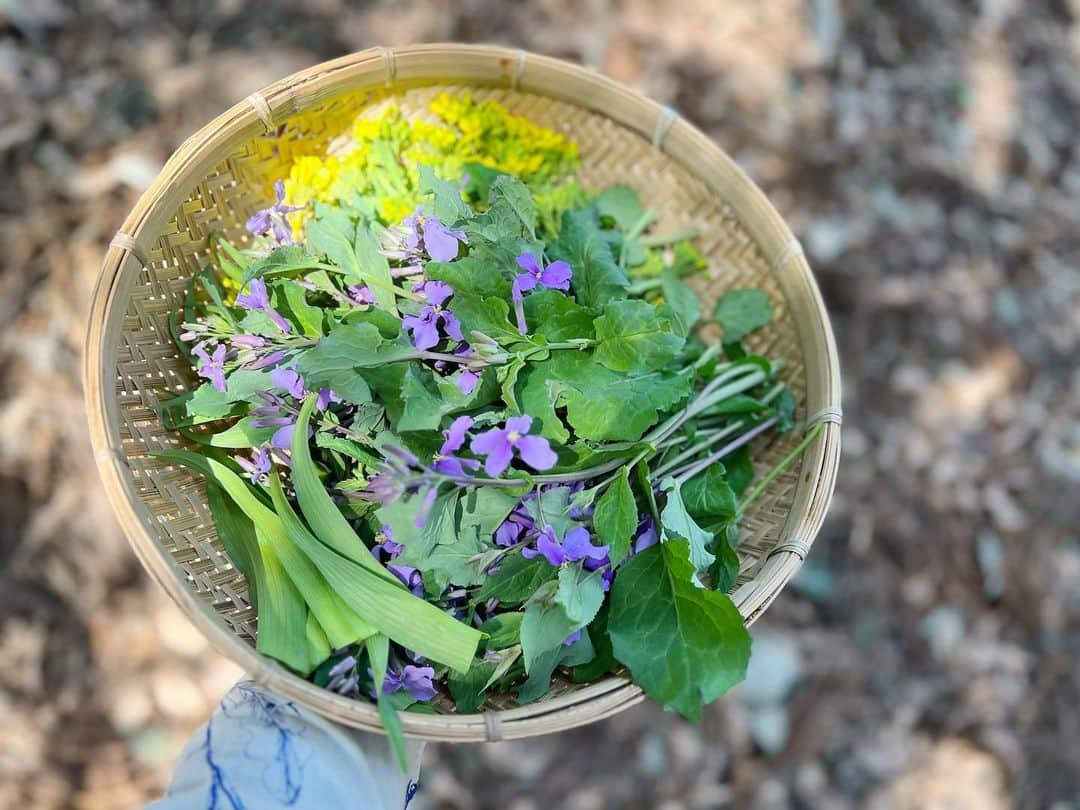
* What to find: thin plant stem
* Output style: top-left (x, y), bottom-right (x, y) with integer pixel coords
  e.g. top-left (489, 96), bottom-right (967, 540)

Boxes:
top-left (738, 421), bottom-right (823, 512)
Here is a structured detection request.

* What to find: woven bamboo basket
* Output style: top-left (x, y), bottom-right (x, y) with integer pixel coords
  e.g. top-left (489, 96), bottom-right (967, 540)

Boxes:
top-left (85, 44), bottom-right (841, 742)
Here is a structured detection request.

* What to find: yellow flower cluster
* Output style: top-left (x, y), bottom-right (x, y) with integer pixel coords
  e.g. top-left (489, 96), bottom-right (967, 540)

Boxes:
top-left (281, 93), bottom-right (580, 236)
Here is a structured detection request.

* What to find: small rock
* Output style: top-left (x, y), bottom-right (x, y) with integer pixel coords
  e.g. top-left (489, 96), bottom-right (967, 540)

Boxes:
top-left (921, 606), bottom-right (965, 659)
top-left (737, 633), bottom-right (802, 706)
top-left (750, 705), bottom-right (789, 756)
top-left (975, 531), bottom-right (1005, 601)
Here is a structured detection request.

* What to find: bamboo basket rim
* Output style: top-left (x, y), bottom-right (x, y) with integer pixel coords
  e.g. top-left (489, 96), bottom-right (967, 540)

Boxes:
top-left (84, 44), bottom-right (841, 742)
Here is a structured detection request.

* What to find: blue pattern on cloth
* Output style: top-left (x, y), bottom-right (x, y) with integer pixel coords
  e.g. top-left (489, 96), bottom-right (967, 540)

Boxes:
top-left (149, 680), bottom-right (425, 810)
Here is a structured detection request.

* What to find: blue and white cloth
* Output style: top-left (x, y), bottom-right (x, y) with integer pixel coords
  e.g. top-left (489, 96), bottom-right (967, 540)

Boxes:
top-left (149, 681), bottom-right (424, 810)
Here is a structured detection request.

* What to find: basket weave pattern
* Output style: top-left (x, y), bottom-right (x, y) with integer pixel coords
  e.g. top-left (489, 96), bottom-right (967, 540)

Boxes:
top-left (87, 46), bottom-right (840, 741)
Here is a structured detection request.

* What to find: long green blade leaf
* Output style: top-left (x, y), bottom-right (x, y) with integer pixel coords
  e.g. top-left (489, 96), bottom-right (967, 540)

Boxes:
top-left (269, 472), bottom-right (482, 673)
top-left (154, 449), bottom-right (375, 650)
top-left (292, 394), bottom-right (398, 584)
top-left (365, 634), bottom-right (408, 771)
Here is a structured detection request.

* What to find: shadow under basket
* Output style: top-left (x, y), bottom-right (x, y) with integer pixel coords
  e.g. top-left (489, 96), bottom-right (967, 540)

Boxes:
top-left (85, 45), bottom-right (841, 742)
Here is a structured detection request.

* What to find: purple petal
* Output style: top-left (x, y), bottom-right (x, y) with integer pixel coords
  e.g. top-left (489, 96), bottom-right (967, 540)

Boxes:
top-left (270, 421), bottom-right (296, 450)
top-left (403, 310), bottom-right (440, 351)
top-left (470, 427), bottom-right (508, 456)
top-left (389, 564), bottom-right (425, 598)
top-left (414, 487), bottom-right (438, 528)
top-left (482, 440), bottom-right (513, 477)
top-left (535, 528), bottom-right (568, 567)
top-left (248, 350), bottom-right (286, 370)
top-left (494, 519), bottom-right (523, 547)
top-left (236, 279), bottom-right (269, 310)
top-left (455, 369), bottom-right (479, 395)
top-left (422, 218), bottom-right (462, 262)
top-left (273, 180), bottom-right (287, 204)
top-left (246, 209), bottom-right (272, 235)
top-left (270, 367), bottom-right (305, 399)
top-left (231, 334), bottom-right (267, 349)
top-left (540, 260), bottom-right (573, 290)
top-left (505, 415), bottom-right (533, 436)
top-left (207, 366), bottom-right (227, 393)
top-left (400, 665), bottom-right (438, 702)
top-left (562, 527), bottom-right (608, 563)
top-left (440, 310), bottom-right (463, 342)
top-left (315, 388), bottom-right (338, 411)
top-left (512, 273), bottom-right (538, 302)
top-left (266, 307), bottom-right (293, 334)
top-left (515, 435), bottom-right (557, 471)
top-left (563, 629), bottom-right (582, 647)
top-left (633, 516), bottom-right (659, 555)
top-left (441, 415), bottom-right (474, 454)
top-left (422, 280), bottom-right (454, 308)
top-left (515, 253), bottom-right (542, 275)
top-left (192, 343), bottom-right (211, 365)
top-left (327, 655), bottom-right (356, 680)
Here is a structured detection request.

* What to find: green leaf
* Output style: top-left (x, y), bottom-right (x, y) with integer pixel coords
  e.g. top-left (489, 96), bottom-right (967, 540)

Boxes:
top-left (240, 245), bottom-right (320, 287)
top-left (682, 462), bottom-right (738, 535)
top-left (554, 564), bottom-right (605, 626)
top-left (185, 370), bottom-right (274, 422)
top-left (710, 523), bottom-right (741, 594)
top-left (489, 174), bottom-right (537, 237)
top-left (523, 289), bottom-right (596, 342)
top-left (475, 554), bottom-right (556, 605)
top-left (712, 288), bottom-right (772, 344)
top-left (549, 209), bottom-right (630, 308)
top-left (154, 450), bottom-right (375, 653)
top-left (595, 185), bottom-right (645, 231)
top-left (457, 486), bottom-right (524, 542)
top-left (206, 481), bottom-right (261, 610)
top-left (723, 446), bottom-right (755, 497)
top-left (419, 164), bottom-right (472, 224)
top-left (412, 528), bottom-right (487, 590)
top-left (449, 292), bottom-right (522, 346)
top-left (276, 280), bottom-right (324, 337)
top-left (396, 365), bottom-right (443, 432)
top-left (365, 634), bottom-right (408, 772)
top-left (520, 601), bottom-right (577, 676)
top-left (297, 322), bottom-right (415, 404)
top-left (291, 395), bottom-right (394, 576)
top-left (477, 612), bottom-right (523, 650)
top-left (378, 489), bottom-right (460, 565)
top-left (307, 209), bottom-right (397, 315)
top-left (572, 603), bottom-right (616, 682)
top-left (518, 630), bottom-right (594, 704)
top-left (269, 471), bottom-right (482, 673)
top-left (592, 468), bottom-right (637, 565)
top-left (521, 485), bottom-right (579, 538)
top-left (593, 299), bottom-right (685, 373)
top-left (608, 539), bottom-right (751, 720)
top-left (660, 269), bottom-right (700, 337)
top-left (448, 660), bottom-right (497, 713)
top-left (659, 477), bottom-right (715, 579)
top-left (517, 352), bottom-right (693, 442)
top-left (426, 257), bottom-right (511, 299)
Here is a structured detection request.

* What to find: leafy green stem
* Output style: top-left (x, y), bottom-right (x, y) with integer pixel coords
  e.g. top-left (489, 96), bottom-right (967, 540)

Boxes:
top-left (738, 421), bottom-right (823, 512)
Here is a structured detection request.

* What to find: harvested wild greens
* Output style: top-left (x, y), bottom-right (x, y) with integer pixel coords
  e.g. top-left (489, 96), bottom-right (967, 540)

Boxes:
top-left (158, 94), bottom-right (808, 766)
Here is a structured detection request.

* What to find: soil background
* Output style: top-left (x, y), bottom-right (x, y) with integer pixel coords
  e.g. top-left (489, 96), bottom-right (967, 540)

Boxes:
top-left (1, 1), bottom-right (1077, 808)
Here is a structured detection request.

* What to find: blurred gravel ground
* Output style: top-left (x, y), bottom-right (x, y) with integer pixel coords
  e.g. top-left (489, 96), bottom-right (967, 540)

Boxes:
top-left (1, 1), bottom-right (1077, 808)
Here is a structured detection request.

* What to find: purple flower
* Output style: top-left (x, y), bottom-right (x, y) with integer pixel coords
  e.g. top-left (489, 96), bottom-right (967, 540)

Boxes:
top-left (315, 388), bottom-right (339, 411)
top-left (414, 487), bottom-right (438, 529)
top-left (512, 253), bottom-right (572, 302)
top-left (632, 515), bottom-right (659, 555)
top-left (248, 349), bottom-right (286, 370)
top-left (402, 281), bottom-right (463, 351)
top-left (421, 216), bottom-right (468, 262)
top-left (388, 564), bottom-right (425, 598)
top-left (235, 446), bottom-right (272, 483)
top-left (246, 180), bottom-right (303, 245)
top-left (231, 334), bottom-right (267, 350)
top-left (383, 665), bottom-right (438, 702)
top-left (236, 278), bottom-right (292, 334)
top-left (363, 470), bottom-right (405, 505)
top-left (193, 343), bottom-right (227, 392)
top-left (455, 368), bottom-right (480, 395)
top-left (523, 525), bottom-right (609, 568)
top-left (373, 525), bottom-right (403, 560)
top-left (469, 415), bottom-right (558, 477)
top-left (270, 419), bottom-right (298, 450)
top-left (563, 629), bottom-right (583, 647)
top-left (327, 655), bottom-right (359, 696)
top-left (347, 284), bottom-right (376, 306)
top-left (270, 366), bottom-right (306, 399)
top-left (432, 415), bottom-right (480, 478)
